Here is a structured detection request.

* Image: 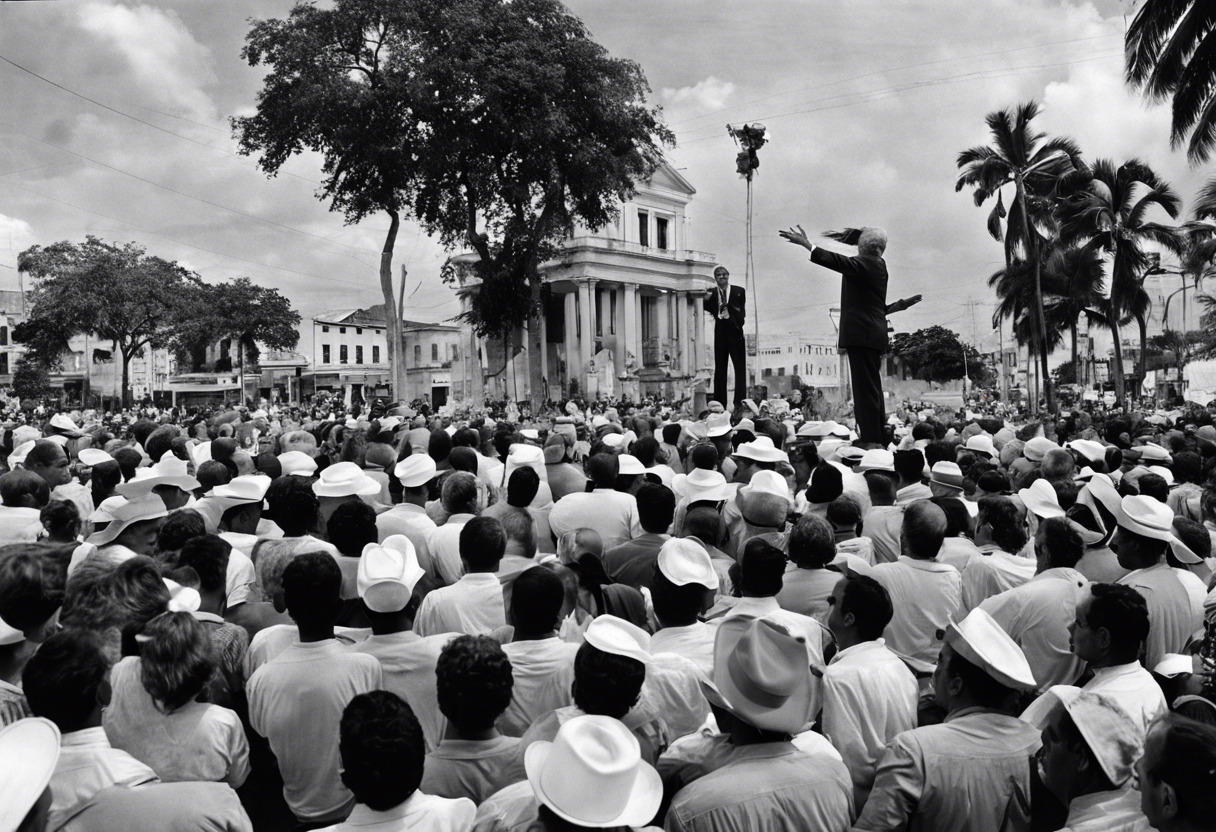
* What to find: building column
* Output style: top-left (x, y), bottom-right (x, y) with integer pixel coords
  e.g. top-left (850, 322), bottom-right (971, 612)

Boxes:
top-left (578, 280), bottom-right (593, 382)
top-left (623, 283), bottom-right (638, 374)
top-left (693, 292), bottom-right (705, 374)
top-left (537, 304), bottom-right (548, 393)
top-left (563, 291), bottom-right (577, 396)
top-left (676, 291), bottom-right (690, 376)
top-left (656, 291), bottom-right (669, 365)
top-left (609, 283), bottom-right (627, 378)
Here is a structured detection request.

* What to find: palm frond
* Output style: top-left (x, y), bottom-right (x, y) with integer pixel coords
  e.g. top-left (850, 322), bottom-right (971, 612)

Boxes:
top-left (986, 192), bottom-right (1006, 242)
top-left (1191, 175), bottom-right (1216, 221)
top-left (1125, 0), bottom-right (1194, 92)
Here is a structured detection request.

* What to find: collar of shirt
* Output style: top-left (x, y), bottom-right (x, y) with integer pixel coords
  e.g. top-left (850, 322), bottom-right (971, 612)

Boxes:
top-left (431, 735), bottom-right (517, 760)
top-left (725, 596), bottom-right (780, 617)
top-left (459, 572), bottom-right (502, 586)
top-left (1033, 567), bottom-right (1087, 586)
top-left (190, 610), bottom-right (225, 624)
top-left (828, 638), bottom-right (889, 666)
top-left (61, 726), bottom-right (111, 749)
top-left (896, 555), bottom-right (957, 573)
top-left (944, 706), bottom-right (1011, 724)
top-left (1065, 787), bottom-right (1142, 828)
top-left (656, 622), bottom-right (709, 640)
top-left (445, 513), bottom-right (477, 525)
top-left (389, 503), bottom-right (429, 517)
top-left (1090, 662), bottom-right (1145, 682)
top-left (341, 800), bottom-right (413, 828)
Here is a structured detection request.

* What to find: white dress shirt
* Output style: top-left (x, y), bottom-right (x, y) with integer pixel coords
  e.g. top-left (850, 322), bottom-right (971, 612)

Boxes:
top-left (315, 792), bottom-right (476, 832)
top-left (377, 503), bottom-right (439, 575)
top-left (1060, 787), bottom-right (1151, 831)
top-left (960, 546), bottom-right (1036, 612)
top-left (651, 622), bottom-right (716, 677)
top-left (822, 639), bottom-right (918, 808)
top-left (247, 639), bottom-right (383, 822)
top-left (352, 631), bottom-right (457, 752)
top-left (936, 536), bottom-right (982, 572)
top-left (1118, 562), bottom-right (1202, 670)
top-left (870, 556), bottom-right (963, 674)
top-left (413, 572), bottom-right (506, 637)
top-left (1080, 662), bottom-right (1167, 733)
top-left (427, 513), bottom-right (477, 586)
top-left (548, 488), bottom-right (643, 551)
top-left (980, 567), bottom-right (1088, 690)
top-left (242, 623), bottom-right (369, 679)
top-left (861, 505), bottom-right (903, 564)
top-left (48, 726), bottom-right (158, 832)
top-left (499, 637), bottom-right (580, 737)
top-left (895, 482), bottom-right (933, 505)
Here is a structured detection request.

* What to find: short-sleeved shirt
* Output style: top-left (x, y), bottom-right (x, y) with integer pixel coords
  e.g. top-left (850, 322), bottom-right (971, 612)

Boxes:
top-left (870, 557), bottom-right (962, 674)
top-left (421, 736), bottom-right (522, 805)
top-left (414, 573), bottom-right (506, 638)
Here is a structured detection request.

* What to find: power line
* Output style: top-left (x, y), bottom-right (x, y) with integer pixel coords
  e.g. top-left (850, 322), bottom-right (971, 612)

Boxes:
top-left (668, 29), bottom-right (1123, 129)
top-left (7, 131), bottom-right (380, 262)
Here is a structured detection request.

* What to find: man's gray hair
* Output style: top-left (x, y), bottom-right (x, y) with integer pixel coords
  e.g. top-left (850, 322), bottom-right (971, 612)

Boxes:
top-left (859, 227), bottom-right (888, 257)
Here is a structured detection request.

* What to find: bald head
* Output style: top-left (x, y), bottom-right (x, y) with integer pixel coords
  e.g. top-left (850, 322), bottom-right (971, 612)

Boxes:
top-left (1041, 449), bottom-right (1075, 481)
top-left (902, 500), bottom-right (946, 560)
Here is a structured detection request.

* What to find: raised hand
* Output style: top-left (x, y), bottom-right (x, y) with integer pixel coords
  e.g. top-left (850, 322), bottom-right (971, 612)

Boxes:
top-left (779, 224), bottom-right (811, 249)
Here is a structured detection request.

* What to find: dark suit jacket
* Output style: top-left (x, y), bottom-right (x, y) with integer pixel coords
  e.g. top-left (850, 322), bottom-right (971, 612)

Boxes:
top-left (810, 247), bottom-right (889, 351)
top-left (704, 284), bottom-right (746, 334)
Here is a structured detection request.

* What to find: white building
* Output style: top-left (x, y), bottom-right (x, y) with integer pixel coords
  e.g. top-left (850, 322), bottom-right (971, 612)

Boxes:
top-left (451, 162), bottom-right (719, 402)
top-left (752, 332), bottom-right (843, 389)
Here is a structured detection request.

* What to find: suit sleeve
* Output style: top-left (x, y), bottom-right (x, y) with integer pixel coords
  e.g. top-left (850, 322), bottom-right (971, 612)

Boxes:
top-left (810, 246), bottom-right (863, 278)
top-left (704, 290), bottom-right (719, 318)
top-left (735, 286), bottom-right (746, 321)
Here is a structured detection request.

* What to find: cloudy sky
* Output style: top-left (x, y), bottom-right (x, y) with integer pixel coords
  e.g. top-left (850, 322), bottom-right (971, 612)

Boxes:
top-left (0, 0), bottom-right (1208, 360)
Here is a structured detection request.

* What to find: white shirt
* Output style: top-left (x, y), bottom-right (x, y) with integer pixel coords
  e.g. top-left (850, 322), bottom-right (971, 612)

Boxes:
top-left (499, 637), bottom-right (580, 737)
top-left (861, 505), bottom-right (903, 564)
top-left (548, 488), bottom-right (643, 551)
top-left (426, 513), bottom-right (476, 586)
top-left (960, 546), bottom-right (1036, 612)
top-left (242, 623), bottom-right (369, 679)
top-left (315, 793), bottom-right (476, 832)
top-left (1118, 562), bottom-right (1202, 671)
top-left (223, 545), bottom-right (257, 609)
top-left (377, 503), bottom-right (439, 576)
top-left (413, 573), bottom-right (505, 638)
top-left (895, 482), bottom-right (933, 506)
top-left (1060, 787), bottom-right (1151, 832)
top-left (48, 726), bottom-right (159, 832)
top-left (870, 556), bottom-right (963, 674)
top-left (477, 453), bottom-right (505, 490)
top-left (103, 656), bottom-right (249, 788)
top-left (651, 622), bottom-right (716, 677)
top-left (980, 567), bottom-right (1088, 690)
top-left (353, 631), bottom-right (456, 752)
top-left (0, 505), bottom-right (43, 542)
top-left (1080, 662), bottom-right (1167, 733)
top-left (822, 639), bottom-right (918, 808)
top-left (936, 537), bottom-right (981, 572)
top-left (247, 639), bottom-right (383, 822)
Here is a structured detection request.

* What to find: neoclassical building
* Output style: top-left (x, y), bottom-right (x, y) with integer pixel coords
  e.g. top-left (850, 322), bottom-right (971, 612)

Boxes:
top-left (452, 163), bottom-right (720, 402)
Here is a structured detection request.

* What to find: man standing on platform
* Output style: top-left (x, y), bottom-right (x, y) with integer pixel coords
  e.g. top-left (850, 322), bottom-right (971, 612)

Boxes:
top-left (780, 225), bottom-right (919, 445)
top-left (704, 265), bottom-right (747, 410)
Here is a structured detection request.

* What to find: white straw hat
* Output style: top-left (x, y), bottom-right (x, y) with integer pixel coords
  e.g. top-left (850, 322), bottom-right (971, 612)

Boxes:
top-left (394, 454), bottom-right (438, 488)
top-left (115, 452), bottom-right (200, 497)
top-left (657, 538), bottom-right (719, 590)
top-left (312, 461), bottom-right (381, 498)
top-left (86, 493), bottom-right (168, 546)
top-left (0, 717), bottom-right (61, 831)
top-left (277, 450), bottom-right (317, 477)
top-left (358, 539), bottom-right (425, 612)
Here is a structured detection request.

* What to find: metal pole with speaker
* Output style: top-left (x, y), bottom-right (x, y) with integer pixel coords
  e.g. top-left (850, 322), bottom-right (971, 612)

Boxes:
top-left (727, 123), bottom-right (767, 402)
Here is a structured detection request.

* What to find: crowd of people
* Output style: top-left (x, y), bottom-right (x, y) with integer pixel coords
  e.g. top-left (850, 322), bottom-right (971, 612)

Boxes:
top-left (3, 393), bottom-right (1216, 832)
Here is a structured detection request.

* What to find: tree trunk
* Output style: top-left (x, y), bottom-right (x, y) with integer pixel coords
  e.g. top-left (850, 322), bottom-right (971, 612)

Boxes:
top-left (1071, 323), bottom-right (1079, 389)
top-left (380, 211), bottom-right (404, 403)
top-left (120, 346), bottom-right (131, 409)
top-left (527, 280), bottom-right (545, 413)
top-left (1138, 313), bottom-right (1148, 403)
top-left (239, 341), bottom-right (245, 407)
top-left (1016, 177), bottom-right (1053, 413)
top-left (1108, 298), bottom-right (1126, 410)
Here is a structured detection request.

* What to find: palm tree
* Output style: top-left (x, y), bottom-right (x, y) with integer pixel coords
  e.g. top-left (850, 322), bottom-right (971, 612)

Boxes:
top-left (990, 243), bottom-right (1107, 394)
top-left (1126, 2), bottom-right (1216, 164)
top-left (1177, 177), bottom-right (1216, 327)
top-left (957, 101), bottom-right (1081, 413)
top-left (1056, 158), bottom-right (1183, 408)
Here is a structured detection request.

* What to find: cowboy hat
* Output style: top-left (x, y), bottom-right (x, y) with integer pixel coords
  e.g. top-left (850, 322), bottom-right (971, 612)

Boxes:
top-left (358, 539), bottom-right (426, 613)
top-left (673, 468), bottom-right (731, 504)
top-left (705, 616), bottom-right (813, 733)
top-left (86, 493), bottom-right (168, 546)
top-left (278, 450), bottom-right (318, 477)
top-left (312, 461), bottom-right (381, 498)
top-left (1116, 494), bottom-right (1201, 564)
top-left (1017, 479), bottom-right (1065, 519)
top-left (943, 608), bottom-right (1037, 691)
top-left (114, 453), bottom-right (200, 498)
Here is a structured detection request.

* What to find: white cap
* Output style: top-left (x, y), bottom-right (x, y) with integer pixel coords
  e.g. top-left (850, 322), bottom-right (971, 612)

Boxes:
top-left (657, 538), bottom-right (719, 589)
top-left (394, 454), bottom-right (438, 488)
top-left (77, 448), bottom-right (114, 467)
top-left (584, 615), bottom-right (650, 665)
top-left (357, 539), bottom-right (425, 612)
top-left (277, 451), bottom-right (317, 477)
top-left (602, 433), bottom-right (626, 449)
top-left (856, 448), bottom-right (895, 473)
top-left (616, 454), bottom-right (646, 476)
top-left (0, 717), bottom-right (61, 832)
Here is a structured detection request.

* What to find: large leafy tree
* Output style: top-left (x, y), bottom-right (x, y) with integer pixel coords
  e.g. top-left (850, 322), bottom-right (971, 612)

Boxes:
top-left (889, 326), bottom-right (991, 386)
top-left (1126, 1), bottom-right (1216, 164)
top-left (14, 237), bottom-right (199, 407)
top-left (956, 101), bottom-right (1081, 413)
top-left (1057, 159), bottom-right (1183, 407)
top-left (234, 0), bottom-right (671, 409)
top-left (174, 278), bottom-right (301, 403)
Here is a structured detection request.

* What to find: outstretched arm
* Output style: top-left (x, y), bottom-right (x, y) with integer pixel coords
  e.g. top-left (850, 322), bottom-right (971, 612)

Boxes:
top-left (780, 224), bottom-right (859, 276)
top-left (886, 295), bottom-right (922, 314)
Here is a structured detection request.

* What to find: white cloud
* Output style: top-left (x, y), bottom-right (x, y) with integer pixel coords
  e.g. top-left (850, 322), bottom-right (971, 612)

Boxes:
top-left (662, 77), bottom-right (736, 112)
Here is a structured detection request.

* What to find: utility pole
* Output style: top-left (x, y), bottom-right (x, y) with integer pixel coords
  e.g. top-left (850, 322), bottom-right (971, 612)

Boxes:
top-left (727, 123), bottom-right (766, 402)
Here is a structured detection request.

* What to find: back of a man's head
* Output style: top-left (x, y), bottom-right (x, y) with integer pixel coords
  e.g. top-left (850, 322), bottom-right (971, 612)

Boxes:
top-left (498, 506), bottom-right (537, 558)
top-left (980, 495), bottom-right (1028, 554)
top-left (1038, 516), bottom-right (1083, 569)
top-left (267, 474), bottom-right (320, 537)
top-left (0, 469), bottom-right (49, 508)
top-left (510, 566), bottom-right (564, 636)
top-left (894, 449), bottom-right (925, 484)
top-left (327, 499), bottom-right (379, 557)
top-left (506, 467), bottom-right (540, 508)
top-left (1088, 582), bottom-right (1150, 664)
top-left (22, 629), bottom-right (110, 733)
top-left (460, 516), bottom-right (506, 572)
top-left (586, 453), bottom-right (619, 489)
top-left (282, 551), bottom-right (341, 627)
top-left (632, 436), bottom-right (659, 468)
top-left (787, 514), bottom-right (835, 569)
top-left (688, 443), bottom-right (718, 471)
top-left (839, 574), bottom-right (894, 641)
top-left (682, 506), bottom-right (723, 546)
top-left (865, 470), bottom-right (897, 505)
top-left (1041, 449), bottom-right (1075, 481)
top-left (902, 500), bottom-right (947, 559)
top-left (636, 483), bottom-right (675, 534)
top-left (448, 446), bottom-right (478, 474)
top-left (1142, 713), bottom-right (1216, 828)
top-left (1138, 473), bottom-right (1169, 503)
top-left (196, 460), bottom-right (232, 494)
top-left (441, 471), bottom-right (479, 515)
top-left (176, 534), bottom-right (232, 596)
top-left (738, 538), bottom-right (786, 597)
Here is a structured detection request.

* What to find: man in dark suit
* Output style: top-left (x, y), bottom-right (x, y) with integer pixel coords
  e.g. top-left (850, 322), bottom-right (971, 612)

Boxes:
top-left (703, 265), bottom-right (747, 409)
top-left (779, 224), bottom-right (919, 444)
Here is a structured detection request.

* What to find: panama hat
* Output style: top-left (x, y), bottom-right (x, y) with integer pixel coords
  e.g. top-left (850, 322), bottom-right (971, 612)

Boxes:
top-left (705, 616), bottom-right (813, 733)
top-left (1136, 443), bottom-right (1172, 464)
top-left (524, 715), bottom-right (662, 828)
top-left (48, 412), bottom-right (83, 437)
top-left (115, 452), bottom-right (200, 497)
top-left (856, 448), bottom-right (895, 473)
top-left (657, 538), bottom-right (719, 590)
top-left (964, 434), bottom-right (997, 459)
top-left (584, 615), bottom-right (650, 666)
top-left (733, 437), bottom-right (788, 464)
top-left (0, 717), bottom-right (61, 832)
top-left (1066, 439), bottom-right (1106, 465)
top-left (394, 454), bottom-right (438, 488)
top-left (942, 608), bottom-right (1037, 691)
top-left (705, 413), bottom-right (733, 438)
top-left (312, 461), bottom-right (381, 498)
top-left (358, 539), bottom-right (425, 613)
top-left (88, 495), bottom-right (127, 524)
top-left (673, 468), bottom-right (731, 504)
top-left (206, 474), bottom-right (271, 512)
top-left (77, 448), bottom-right (114, 467)
top-left (930, 461), bottom-right (965, 493)
top-left (277, 450), bottom-right (317, 477)
top-left (86, 493), bottom-right (168, 546)
top-left (1116, 494), bottom-right (1201, 563)
top-left (1017, 479), bottom-right (1065, 519)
